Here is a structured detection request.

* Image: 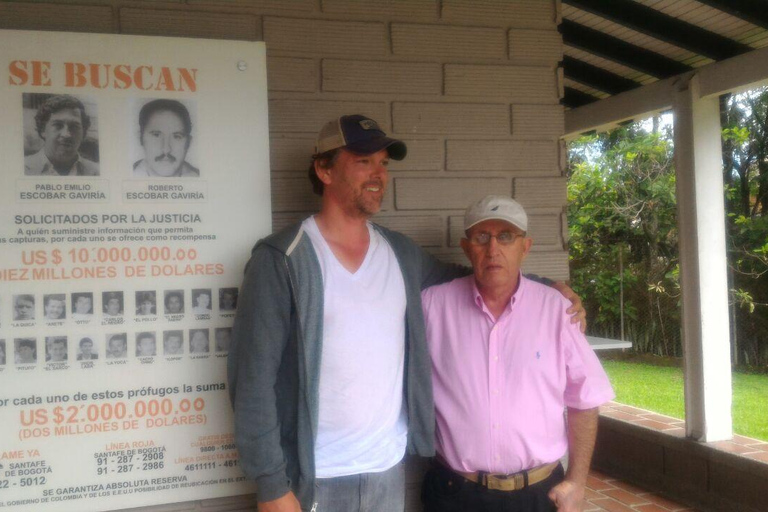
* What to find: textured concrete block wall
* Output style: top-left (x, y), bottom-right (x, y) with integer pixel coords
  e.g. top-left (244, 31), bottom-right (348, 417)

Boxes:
top-left (2, 0), bottom-right (567, 509)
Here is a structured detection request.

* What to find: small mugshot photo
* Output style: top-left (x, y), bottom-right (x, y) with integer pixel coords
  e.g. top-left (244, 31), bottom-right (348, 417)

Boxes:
top-left (164, 290), bottom-right (185, 315)
top-left (219, 288), bottom-right (238, 312)
top-left (23, 93), bottom-right (100, 176)
top-left (77, 336), bottom-right (98, 360)
top-left (106, 333), bottom-right (128, 359)
top-left (189, 329), bottom-right (209, 354)
top-left (215, 327), bottom-right (232, 353)
top-left (71, 292), bottom-right (94, 319)
top-left (135, 332), bottom-right (157, 357)
top-left (191, 289), bottom-right (212, 315)
top-left (135, 291), bottom-right (157, 316)
top-left (15, 338), bottom-right (37, 364)
top-left (45, 336), bottom-right (68, 363)
top-left (0, 339), bottom-right (6, 365)
top-left (43, 294), bottom-right (67, 321)
top-left (103, 291), bottom-right (124, 317)
top-left (163, 330), bottom-right (184, 356)
top-left (131, 98), bottom-right (199, 178)
top-left (13, 294), bottom-right (36, 321)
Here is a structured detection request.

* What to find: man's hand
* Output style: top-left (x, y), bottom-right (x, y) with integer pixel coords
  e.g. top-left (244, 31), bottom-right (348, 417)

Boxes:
top-left (548, 479), bottom-right (585, 512)
top-left (258, 491), bottom-right (301, 512)
top-left (552, 281), bottom-right (587, 333)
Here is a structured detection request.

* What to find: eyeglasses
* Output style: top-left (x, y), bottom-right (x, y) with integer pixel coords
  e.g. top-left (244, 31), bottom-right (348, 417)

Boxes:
top-left (467, 231), bottom-right (526, 246)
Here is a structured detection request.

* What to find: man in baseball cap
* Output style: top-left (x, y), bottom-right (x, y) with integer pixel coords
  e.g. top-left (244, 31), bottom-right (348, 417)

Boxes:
top-left (230, 117), bottom-right (586, 512)
top-left (420, 195), bottom-right (614, 512)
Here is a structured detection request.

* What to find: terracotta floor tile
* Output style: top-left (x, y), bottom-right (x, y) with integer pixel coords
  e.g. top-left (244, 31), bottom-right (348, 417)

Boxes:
top-left (744, 451), bottom-right (768, 463)
top-left (665, 427), bottom-right (686, 438)
top-left (601, 410), bottom-right (643, 422)
top-left (583, 499), bottom-right (604, 511)
top-left (709, 440), bottom-right (757, 454)
top-left (612, 479), bottom-right (652, 495)
top-left (641, 492), bottom-right (691, 511)
top-left (610, 404), bottom-right (649, 416)
top-left (745, 442), bottom-right (768, 451)
top-left (589, 469), bottom-right (613, 481)
top-left (634, 419), bottom-right (678, 431)
top-left (584, 487), bottom-right (603, 500)
top-left (587, 475), bottom-right (616, 491)
top-left (635, 505), bottom-right (674, 512)
top-left (732, 434), bottom-right (760, 445)
top-left (589, 498), bottom-right (635, 512)
top-left (600, 488), bottom-right (651, 506)
top-left (640, 413), bottom-right (681, 424)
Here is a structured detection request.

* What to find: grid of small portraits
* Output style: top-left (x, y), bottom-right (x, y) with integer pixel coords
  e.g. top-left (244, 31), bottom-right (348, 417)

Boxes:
top-left (1, 287), bottom-right (238, 324)
top-left (0, 327), bottom-right (232, 367)
top-left (0, 288), bottom-right (237, 367)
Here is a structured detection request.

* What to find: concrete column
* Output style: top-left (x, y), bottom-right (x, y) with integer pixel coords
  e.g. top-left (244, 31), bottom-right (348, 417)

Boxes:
top-left (673, 74), bottom-right (733, 442)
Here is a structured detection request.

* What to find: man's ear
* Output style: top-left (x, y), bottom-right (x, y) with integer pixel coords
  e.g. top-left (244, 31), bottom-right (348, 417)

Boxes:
top-left (460, 237), bottom-right (472, 261)
top-left (314, 160), bottom-right (332, 185)
top-left (521, 237), bottom-right (533, 260)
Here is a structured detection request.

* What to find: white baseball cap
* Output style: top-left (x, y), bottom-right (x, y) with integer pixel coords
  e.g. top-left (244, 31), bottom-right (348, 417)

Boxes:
top-left (464, 195), bottom-right (528, 232)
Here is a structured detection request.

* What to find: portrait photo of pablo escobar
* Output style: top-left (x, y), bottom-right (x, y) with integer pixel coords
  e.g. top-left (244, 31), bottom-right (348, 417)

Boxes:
top-left (23, 93), bottom-right (100, 176)
top-left (131, 98), bottom-right (199, 178)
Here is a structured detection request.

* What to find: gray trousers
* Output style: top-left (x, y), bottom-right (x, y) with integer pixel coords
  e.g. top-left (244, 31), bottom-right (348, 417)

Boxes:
top-left (312, 462), bottom-right (405, 512)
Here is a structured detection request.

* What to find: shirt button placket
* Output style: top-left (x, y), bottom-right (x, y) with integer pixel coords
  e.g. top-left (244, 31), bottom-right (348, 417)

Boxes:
top-left (489, 326), bottom-right (500, 468)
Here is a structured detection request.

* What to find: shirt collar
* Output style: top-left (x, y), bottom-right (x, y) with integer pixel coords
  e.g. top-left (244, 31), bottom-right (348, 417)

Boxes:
top-left (471, 271), bottom-right (527, 314)
top-left (34, 150), bottom-right (83, 176)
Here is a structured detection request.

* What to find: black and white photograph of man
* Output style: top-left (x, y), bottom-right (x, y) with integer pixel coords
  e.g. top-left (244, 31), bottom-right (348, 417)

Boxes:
top-left (23, 93), bottom-right (99, 176)
top-left (77, 337), bottom-right (98, 360)
top-left (45, 336), bottom-right (68, 363)
top-left (43, 294), bottom-right (66, 321)
top-left (0, 340), bottom-right (6, 365)
top-left (15, 338), bottom-right (37, 365)
top-left (103, 291), bottom-right (124, 317)
top-left (71, 292), bottom-right (94, 320)
top-left (13, 294), bottom-right (35, 321)
top-left (135, 291), bottom-right (157, 316)
top-left (164, 290), bottom-right (185, 315)
top-left (106, 333), bottom-right (128, 359)
top-left (189, 329), bottom-right (209, 354)
top-left (132, 98), bottom-right (199, 177)
top-left (163, 330), bottom-right (184, 355)
top-left (215, 327), bottom-right (231, 353)
top-left (191, 289), bottom-right (212, 314)
top-left (218, 287), bottom-right (238, 311)
top-left (135, 332), bottom-right (157, 357)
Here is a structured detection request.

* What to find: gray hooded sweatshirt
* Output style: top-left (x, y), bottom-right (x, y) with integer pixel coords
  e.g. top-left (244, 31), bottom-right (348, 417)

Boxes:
top-left (228, 221), bottom-right (468, 510)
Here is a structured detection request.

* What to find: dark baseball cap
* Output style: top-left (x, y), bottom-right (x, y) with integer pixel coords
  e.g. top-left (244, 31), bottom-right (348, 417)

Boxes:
top-left (314, 114), bottom-right (407, 160)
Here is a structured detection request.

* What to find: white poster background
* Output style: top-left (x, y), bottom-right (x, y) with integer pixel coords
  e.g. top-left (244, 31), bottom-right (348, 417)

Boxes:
top-left (0, 30), bottom-right (270, 511)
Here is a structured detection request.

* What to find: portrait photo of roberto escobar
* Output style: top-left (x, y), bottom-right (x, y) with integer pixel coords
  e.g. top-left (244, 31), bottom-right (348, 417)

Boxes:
top-left (131, 98), bottom-right (200, 178)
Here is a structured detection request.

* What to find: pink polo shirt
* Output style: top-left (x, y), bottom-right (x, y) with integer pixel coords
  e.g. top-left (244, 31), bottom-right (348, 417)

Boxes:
top-left (422, 275), bottom-right (614, 474)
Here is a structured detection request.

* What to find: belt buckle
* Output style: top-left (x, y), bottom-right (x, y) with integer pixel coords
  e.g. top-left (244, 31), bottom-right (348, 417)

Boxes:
top-left (485, 472), bottom-right (524, 491)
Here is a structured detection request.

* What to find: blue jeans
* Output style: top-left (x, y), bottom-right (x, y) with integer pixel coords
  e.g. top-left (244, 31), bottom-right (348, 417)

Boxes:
top-left (312, 462), bottom-right (405, 512)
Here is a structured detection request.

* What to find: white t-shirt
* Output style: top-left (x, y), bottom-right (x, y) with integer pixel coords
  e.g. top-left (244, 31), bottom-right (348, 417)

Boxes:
top-left (302, 217), bottom-right (408, 478)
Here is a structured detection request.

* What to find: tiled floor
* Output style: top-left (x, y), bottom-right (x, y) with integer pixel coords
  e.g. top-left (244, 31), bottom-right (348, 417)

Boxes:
top-left (600, 402), bottom-right (768, 462)
top-left (585, 468), bottom-right (698, 511)
top-left (587, 402), bottom-right (768, 511)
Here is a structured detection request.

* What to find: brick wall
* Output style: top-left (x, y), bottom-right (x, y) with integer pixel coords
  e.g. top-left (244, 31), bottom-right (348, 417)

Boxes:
top-left (2, 0), bottom-right (567, 510)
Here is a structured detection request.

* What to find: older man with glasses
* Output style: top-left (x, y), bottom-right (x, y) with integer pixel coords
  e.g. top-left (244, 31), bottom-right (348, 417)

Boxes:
top-left (420, 195), bottom-right (615, 512)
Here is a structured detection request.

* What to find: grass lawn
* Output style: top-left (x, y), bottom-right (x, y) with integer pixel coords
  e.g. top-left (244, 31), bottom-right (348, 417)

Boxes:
top-left (600, 358), bottom-right (768, 441)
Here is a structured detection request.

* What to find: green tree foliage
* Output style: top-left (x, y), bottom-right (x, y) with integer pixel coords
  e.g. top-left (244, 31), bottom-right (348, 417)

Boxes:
top-left (721, 89), bottom-right (768, 365)
top-left (569, 88), bottom-right (768, 367)
top-left (568, 123), bottom-right (680, 356)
